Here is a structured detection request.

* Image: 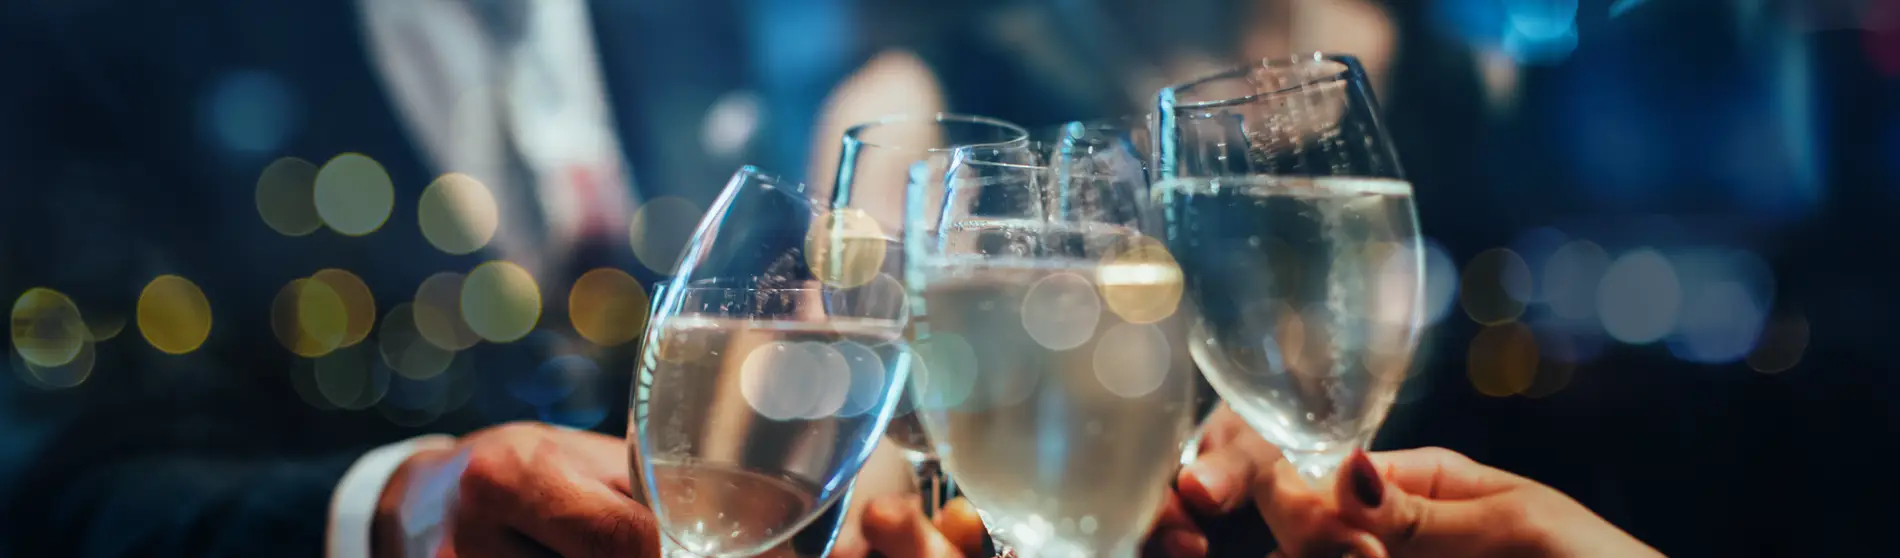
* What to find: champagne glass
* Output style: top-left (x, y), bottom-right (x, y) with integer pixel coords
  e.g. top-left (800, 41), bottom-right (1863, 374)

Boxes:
top-left (1152, 53), bottom-right (1424, 483)
top-left (1038, 118), bottom-right (1223, 468)
top-left (832, 113), bottom-right (1030, 517)
top-left (905, 138), bottom-right (1197, 558)
top-left (629, 167), bottom-right (911, 557)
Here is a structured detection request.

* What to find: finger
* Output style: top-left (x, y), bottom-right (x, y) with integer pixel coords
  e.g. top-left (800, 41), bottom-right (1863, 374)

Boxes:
top-left (1363, 447), bottom-right (1523, 501)
top-left (1178, 431), bottom-right (1283, 514)
top-left (863, 495), bottom-right (965, 558)
top-left (934, 498), bottom-right (991, 557)
top-left (1143, 492), bottom-right (1209, 558)
top-left (1190, 404), bottom-right (1249, 453)
top-left (460, 436), bottom-right (661, 558)
top-left (1335, 450), bottom-right (1506, 555)
top-left (1244, 458), bottom-right (1380, 558)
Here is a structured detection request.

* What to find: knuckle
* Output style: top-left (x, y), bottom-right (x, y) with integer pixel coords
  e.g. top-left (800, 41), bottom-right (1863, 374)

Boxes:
top-left (584, 513), bottom-right (646, 558)
top-left (458, 444), bottom-right (515, 507)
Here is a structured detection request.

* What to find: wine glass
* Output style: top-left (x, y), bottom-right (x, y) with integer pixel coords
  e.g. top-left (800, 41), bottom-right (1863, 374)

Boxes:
top-left (1152, 53), bottom-right (1424, 483)
top-left (904, 138), bottom-right (1198, 558)
top-left (629, 167), bottom-right (911, 557)
top-left (831, 113), bottom-right (1030, 516)
top-left (1037, 118), bottom-right (1223, 469)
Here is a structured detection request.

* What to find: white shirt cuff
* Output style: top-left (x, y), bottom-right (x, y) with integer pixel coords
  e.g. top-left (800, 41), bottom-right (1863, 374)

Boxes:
top-left (326, 434), bottom-right (457, 558)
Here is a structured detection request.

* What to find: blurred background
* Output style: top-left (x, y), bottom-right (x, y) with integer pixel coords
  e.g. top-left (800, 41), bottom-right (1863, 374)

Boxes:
top-left (2, 0), bottom-right (1897, 555)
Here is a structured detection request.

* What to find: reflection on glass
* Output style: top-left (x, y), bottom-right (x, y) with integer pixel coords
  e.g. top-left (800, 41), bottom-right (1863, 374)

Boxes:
top-left (1154, 53), bottom-right (1424, 483)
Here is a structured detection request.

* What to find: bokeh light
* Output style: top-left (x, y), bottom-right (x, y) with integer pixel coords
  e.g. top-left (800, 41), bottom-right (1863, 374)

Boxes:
top-left (740, 341), bottom-right (847, 421)
top-left (11, 288), bottom-right (88, 368)
top-left (290, 360), bottom-right (334, 410)
top-left (311, 269), bottom-right (376, 348)
top-left (805, 208), bottom-right (888, 289)
top-left (255, 157), bottom-right (323, 236)
top-left (86, 314), bottom-right (127, 343)
top-left (1747, 309), bottom-right (1809, 374)
top-left (315, 342), bottom-right (390, 410)
top-left (1509, 227), bottom-right (1569, 303)
top-left (461, 261), bottom-right (543, 343)
top-left (1597, 249), bottom-right (1681, 344)
top-left (701, 90), bottom-right (762, 158)
top-left (20, 338), bottom-right (96, 390)
top-left (272, 278), bottom-right (348, 357)
top-left (913, 332), bottom-right (978, 411)
top-left (1420, 239), bottom-right (1459, 325)
top-left (1021, 272), bottom-right (1102, 351)
top-left (313, 153), bottom-right (395, 236)
top-left (1665, 249), bottom-right (1775, 364)
top-left (1543, 240), bottom-right (1611, 319)
top-left (377, 303), bottom-right (454, 380)
top-left (136, 275), bottom-right (214, 355)
top-left (568, 267), bottom-right (649, 347)
top-left (1096, 237), bottom-right (1184, 325)
top-left (1461, 248), bottom-right (1531, 325)
top-left (832, 340), bottom-right (889, 418)
top-left (417, 173), bottom-right (500, 255)
top-left (629, 196), bottom-right (704, 275)
top-left (1092, 323), bottom-right (1172, 399)
top-left (1468, 322), bottom-right (1539, 397)
top-left (414, 272), bottom-right (482, 351)
top-left (1522, 325), bottom-right (1577, 398)
top-left (206, 70), bottom-right (298, 154)
top-left (509, 354), bottom-right (592, 407)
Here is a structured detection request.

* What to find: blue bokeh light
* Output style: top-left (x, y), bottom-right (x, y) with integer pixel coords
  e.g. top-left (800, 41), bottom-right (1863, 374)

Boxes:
top-left (1597, 249), bottom-right (1681, 344)
top-left (204, 70), bottom-right (299, 155)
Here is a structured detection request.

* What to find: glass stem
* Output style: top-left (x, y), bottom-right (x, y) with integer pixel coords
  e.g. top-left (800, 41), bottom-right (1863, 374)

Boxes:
top-left (911, 455), bottom-right (953, 519)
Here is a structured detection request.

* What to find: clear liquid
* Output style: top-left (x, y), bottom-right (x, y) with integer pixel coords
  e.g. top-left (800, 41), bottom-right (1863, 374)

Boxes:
top-left (648, 461), bottom-right (822, 557)
top-left (1153, 176), bottom-right (1422, 480)
top-left (914, 260), bottom-right (1195, 558)
top-left (635, 317), bottom-right (909, 557)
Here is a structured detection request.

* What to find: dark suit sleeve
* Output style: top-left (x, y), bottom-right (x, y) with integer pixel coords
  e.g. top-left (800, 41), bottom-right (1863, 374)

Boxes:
top-left (0, 5), bottom-right (427, 557)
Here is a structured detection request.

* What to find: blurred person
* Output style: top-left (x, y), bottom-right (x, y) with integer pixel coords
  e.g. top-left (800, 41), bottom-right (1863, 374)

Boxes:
top-left (0, 1), bottom-right (937, 556)
top-left (849, 405), bottom-right (1661, 558)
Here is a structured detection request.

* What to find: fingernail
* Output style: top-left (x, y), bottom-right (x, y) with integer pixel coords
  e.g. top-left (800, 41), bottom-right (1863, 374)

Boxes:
top-left (1347, 451), bottom-right (1383, 508)
top-left (1186, 462), bottom-right (1229, 504)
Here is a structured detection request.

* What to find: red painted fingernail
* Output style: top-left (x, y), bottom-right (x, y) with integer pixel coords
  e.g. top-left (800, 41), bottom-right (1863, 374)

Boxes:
top-left (1348, 451), bottom-right (1384, 508)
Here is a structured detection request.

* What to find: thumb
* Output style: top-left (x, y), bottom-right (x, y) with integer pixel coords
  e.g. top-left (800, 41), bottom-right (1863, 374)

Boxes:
top-left (1335, 449), bottom-right (1519, 554)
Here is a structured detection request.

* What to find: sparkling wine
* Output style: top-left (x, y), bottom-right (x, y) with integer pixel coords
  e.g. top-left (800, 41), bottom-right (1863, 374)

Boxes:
top-left (913, 258), bottom-right (1195, 558)
top-left (635, 317), bottom-right (909, 556)
top-left (1153, 175), bottom-right (1422, 479)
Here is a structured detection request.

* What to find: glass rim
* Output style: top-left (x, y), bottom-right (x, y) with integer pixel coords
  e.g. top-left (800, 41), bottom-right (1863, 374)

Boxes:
top-left (1163, 52), bottom-right (1364, 112)
top-left (843, 112), bottom-right (1032, 153)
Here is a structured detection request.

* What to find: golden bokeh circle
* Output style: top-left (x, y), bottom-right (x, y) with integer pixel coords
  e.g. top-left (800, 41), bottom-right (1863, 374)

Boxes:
top-left (311, 269), bottom-right (376, 348)
top-left (1096, 236), bottom-right (1185, 325)
top-left (21, 339), bottom-right (96, 389)
top-left (1521, 329), bottom-right (1576, 399)
top-left (569, 267), bottom-right (649, 346)
top-left (804, 208), bottom-right (889, 289)
top-left (1460, 248), bottom-right (1531, 326)
top-left (313, 153), bottom-right (395, 236)
top-left (86, 314), bottom-right (127, 343)
top-left (11, 287), bottom-right (88, 368)
top-left (414, 272), bottom-right (481, 351)
top-left (136, 275), bottom-right (214, 355)
top-left (1467, 323), bottom-right (1539, 397)
top-left (629, 196), bottom-right (705, 275)
top-left (377, 303), bottom-right (455, 380)
top-left (461, 261), bottom-right (543, 343)
top-left (417, 172), bottom-right (500, 255)
top-left (271, 278), bottom-right (348, 357)
top-left (255, 157), bottom-right (323, 236)
top-left (315, 342), bottom-right (383, 410)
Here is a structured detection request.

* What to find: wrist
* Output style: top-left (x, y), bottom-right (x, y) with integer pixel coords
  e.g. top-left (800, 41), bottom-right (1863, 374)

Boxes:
top-left (373, 448), bottom-right (454, 558)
